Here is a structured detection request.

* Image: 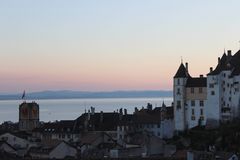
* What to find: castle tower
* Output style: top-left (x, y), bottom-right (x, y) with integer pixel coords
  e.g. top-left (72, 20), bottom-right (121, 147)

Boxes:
top-left (19, 102), bottom-right (39, 131)
top-left (173, 63), bottom-right (189, 132)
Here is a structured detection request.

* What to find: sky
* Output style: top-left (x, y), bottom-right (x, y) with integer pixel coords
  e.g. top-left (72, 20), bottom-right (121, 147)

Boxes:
top-left (0, 0), bottom-right (240, 93)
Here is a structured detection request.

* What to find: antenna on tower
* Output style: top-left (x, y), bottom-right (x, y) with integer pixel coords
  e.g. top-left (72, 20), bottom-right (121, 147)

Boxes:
top-left (238, 40), bottom-right (240, 50)
top-left (181, 56), bottom-right (183, 63)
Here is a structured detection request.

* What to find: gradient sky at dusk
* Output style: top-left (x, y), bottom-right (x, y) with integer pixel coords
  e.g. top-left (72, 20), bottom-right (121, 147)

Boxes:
top-left (0, 0), bottom-right (240, 93)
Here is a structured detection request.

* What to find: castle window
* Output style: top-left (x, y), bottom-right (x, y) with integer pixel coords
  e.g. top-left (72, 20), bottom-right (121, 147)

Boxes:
top-left (191, 116), bottom-right (195, 120)
top-left (209, 84), bottom-right (214, 88)
top-left (192, 109), bottom-right (195, 115)
top-left (177, 88), bottom-right (180, 95)
top-left (157, 124), bottom-right (160, 128)
top-left (177, 101), bottom-right (181, 109)
top-left (191, 88), bottom-right (194, 94)
top-left (177, 79), bottom-right (180, 85)
top-left (211, 91), bottom-right (215, 95)
top-left (200, 108), bottom-right (203, 115)
top-left (191, 100), bottom-right (195, 106)
top-left (200, 101), bottom-right (204, 107)
top-left (199, 88), bottom-right (203, 93)
top-left (229, 97), bottom-right (231, 101)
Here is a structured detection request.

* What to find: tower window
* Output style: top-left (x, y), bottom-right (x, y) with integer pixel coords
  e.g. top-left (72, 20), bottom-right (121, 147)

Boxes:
top-left (177, 101), bottom-right (181, 109)
top-left (177, 79), bottom-right (180, 85)
top-left (200, 101), bottom-right (204, 106)
top-left (177, 88), bottom-right (180, 95)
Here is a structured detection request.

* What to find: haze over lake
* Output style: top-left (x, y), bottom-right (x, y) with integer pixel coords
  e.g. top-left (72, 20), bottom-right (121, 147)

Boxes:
top-left (0, 97), bottom-right (172, 123)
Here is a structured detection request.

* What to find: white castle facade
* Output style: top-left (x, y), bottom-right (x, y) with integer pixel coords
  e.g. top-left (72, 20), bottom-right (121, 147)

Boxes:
top-left (174, 50), bottom-right (240, 132)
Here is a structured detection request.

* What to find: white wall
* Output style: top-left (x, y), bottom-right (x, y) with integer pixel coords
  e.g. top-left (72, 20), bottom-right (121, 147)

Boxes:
top-left (174, 78), bottom-right (187, 131)
top-left (206, 75), bottom-right (221, 123)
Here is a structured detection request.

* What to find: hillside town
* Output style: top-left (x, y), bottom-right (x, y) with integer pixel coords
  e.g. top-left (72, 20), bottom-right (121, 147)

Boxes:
top-left (1, 50), bottom-right (240, 160)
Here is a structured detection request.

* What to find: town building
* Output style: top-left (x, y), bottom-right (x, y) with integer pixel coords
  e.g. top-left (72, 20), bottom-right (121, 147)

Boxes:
top-left (27, 141), bottom-right (78, 159)
top-left (117, 103), bottom-right (174, 143)
top-left (19, 102), bottom-right (39, 132)
top-left (32, 120), bottom-right (81, 142)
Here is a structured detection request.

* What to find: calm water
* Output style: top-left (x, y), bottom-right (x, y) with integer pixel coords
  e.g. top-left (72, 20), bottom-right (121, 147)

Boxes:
top-left (0, 97), bottom-right (173, 123)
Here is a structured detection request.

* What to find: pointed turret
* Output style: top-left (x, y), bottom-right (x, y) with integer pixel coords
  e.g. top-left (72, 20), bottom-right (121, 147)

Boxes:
top-left (174, 63), bottom-right (190, 78)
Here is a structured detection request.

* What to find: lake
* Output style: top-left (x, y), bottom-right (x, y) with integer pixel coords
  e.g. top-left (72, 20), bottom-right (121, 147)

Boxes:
top-left (0, 97), bottom-right (173, 123)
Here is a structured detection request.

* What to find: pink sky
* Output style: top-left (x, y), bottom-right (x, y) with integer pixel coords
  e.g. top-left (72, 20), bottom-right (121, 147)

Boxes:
top-left (0, 1), bottom-right (240, 93)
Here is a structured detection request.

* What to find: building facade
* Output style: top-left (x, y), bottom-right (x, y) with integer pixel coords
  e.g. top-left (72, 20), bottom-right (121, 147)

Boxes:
top-left (207, 50), bottom-right (240, 123)
top-left (173, 63), bottom-right (207, 131)
top-left (174, 49), bottom-right (240, 132)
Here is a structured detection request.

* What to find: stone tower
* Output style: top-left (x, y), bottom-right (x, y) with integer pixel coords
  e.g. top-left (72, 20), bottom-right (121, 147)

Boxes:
top-left (19, 102), bottom-right (39, 131)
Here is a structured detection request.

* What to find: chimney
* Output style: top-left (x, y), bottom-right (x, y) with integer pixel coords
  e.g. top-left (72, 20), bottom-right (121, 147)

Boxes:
top-left (119, 108), bottom-right (123, 115)
top-left (227, 50), bottom-right (232, 56)
top-left (185, 63), bottom-right (188, 73)
top-left (100, 111), bottom-right (103, 123)
top-left (210, 67), bottom-right (213, 72)
top-left (200, 75), bottom-right (203, 78)
top-left (218, 57), bottom-right (221, 64)
top-left (134, 107), bottom-right (139, 114)
top-left (87, 110), bottom-right (91, 121)
top-left (119, 108), bottom-right (123, 121)
top-left (124, 109), bottom-right (127, 115)
top-left (90, 106), bottom-right (95, 115)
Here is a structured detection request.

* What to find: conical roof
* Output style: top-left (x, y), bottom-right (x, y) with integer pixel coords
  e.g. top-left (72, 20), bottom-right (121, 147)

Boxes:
top-left (174, 63), bottom-right (190, 78)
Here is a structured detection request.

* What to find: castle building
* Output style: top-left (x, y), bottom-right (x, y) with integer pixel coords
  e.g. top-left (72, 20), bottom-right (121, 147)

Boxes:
top-left (207, 50), bottom-right (240, 123)
top-left (173, 49), bottom-right (240, 132)
top-left (173, 63), bottom-right (207, 131)
top-left (19, 102), bottom-right (40, 131)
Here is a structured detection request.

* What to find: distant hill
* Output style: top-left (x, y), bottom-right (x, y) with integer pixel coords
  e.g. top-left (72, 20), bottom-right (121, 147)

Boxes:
top-left (0, 90), bottom-right (173, 100)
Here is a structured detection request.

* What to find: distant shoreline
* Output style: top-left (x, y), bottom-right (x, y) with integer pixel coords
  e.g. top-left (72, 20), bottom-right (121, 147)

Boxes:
top-left (0, 90), bottom-right (173, 101)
